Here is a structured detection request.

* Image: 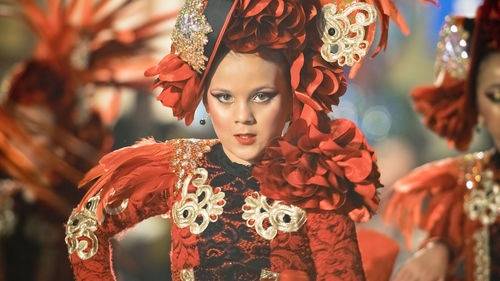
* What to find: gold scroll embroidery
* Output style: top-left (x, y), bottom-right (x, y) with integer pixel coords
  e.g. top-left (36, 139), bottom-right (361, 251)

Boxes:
top-left (317, 2), bottom-right (376, 66)
top-left (242, 192), bottom-right (307, 240)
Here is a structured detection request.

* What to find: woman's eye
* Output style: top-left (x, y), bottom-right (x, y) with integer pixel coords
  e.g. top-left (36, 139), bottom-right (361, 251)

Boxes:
top-left (486, 89), bottom-right (500, 103)
top-left (252, 92), bottom-right (276, 103)
top-left (212, 93), bottom-right (234, 103)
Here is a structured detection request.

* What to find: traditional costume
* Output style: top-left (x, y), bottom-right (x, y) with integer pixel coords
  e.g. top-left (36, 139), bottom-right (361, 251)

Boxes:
top-left (384, 1), bottom-right (500, 280)
top-left (65, 0), bottom-right (426, 280)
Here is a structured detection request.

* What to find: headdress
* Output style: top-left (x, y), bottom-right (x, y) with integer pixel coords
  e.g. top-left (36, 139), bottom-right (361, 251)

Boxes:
top-left (411, 0), bottom-right (500, 151)
top-left (145, 0), bottom-right (433, 221)
top-left (0, 0), bottom-right (175, 214)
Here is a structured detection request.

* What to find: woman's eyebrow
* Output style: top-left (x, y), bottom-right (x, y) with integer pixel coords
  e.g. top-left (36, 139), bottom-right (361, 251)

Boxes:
top-left (250, 86), bottom-right (278, 94)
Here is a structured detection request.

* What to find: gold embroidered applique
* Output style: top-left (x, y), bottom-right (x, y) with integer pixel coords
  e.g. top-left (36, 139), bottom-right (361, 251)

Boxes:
top-left (317, 2), bottom-right (377, 66)
top-left (65, 193), bottom-right (100, 260)
top-left (242, 192), bottom-right (307, 240)
top-left (172, 0), bottom-right (213, 73)
top-left (463, 151), bottom-right (499, 281)
top-left (180, 268), bottom-right (195, 281)
top-left (172, 168), bottom-right (226, 234)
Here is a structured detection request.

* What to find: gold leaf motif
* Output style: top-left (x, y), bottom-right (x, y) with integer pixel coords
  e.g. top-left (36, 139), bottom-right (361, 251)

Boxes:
top-left (172, 0), bottom-right (213, 73)
top-left (65, 193), bottom-right (100, 260)
top-left (317, 3), bottom-right (376, 66)
top-left (242, 192), bottom-right (307, 240)
top-left (172, 168), bottom-right (226, 234)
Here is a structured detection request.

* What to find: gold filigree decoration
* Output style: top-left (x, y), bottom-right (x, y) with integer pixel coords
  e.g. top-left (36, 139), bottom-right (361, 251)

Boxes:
top-left (172, 168), bottom-right (226, 234)
top-left (317, 2), bottom-right (376, 66)
top-left (180, 268), bottom-right (195, 281)
top-left (242, 192), bottom-right (307, 240)
top-left (260, 269), bottom-right (279, 280)
top-left (172, 0), bottom-right (213, 73)
top-left (65, 193), bottom-right (100, 260)
top-left (435, 16), bottom-right (470, 80)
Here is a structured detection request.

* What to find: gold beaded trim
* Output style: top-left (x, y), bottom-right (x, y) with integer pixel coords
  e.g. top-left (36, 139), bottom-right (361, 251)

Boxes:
top-left (65, 192), bottom-right (100, 260)
top-left (172, 167), bottom-right (226, 234)
top-left (170, 139), bottom-right (216, 197)
top-left (172, 0), bottom-right (213, 73)
top-left (472, 227), bottom-right (490, 281)
top-left (242, 192), bottom-right (307, 240)
top-left (462, 151), bottom-right (499, 281)
top-left (317, 2), bottom-right (376, 66)
top-left (463, 152), bottom-right (500, 225)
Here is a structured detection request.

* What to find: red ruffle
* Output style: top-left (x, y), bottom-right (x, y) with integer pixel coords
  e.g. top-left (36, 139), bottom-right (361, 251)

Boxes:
top-left (253, 118), bottom-right (381, 222)
top-left (290, 52), bottom-right (346, 113)
top-left (411, 73), bottom-right (477, 151)
top-left (144, 54), bottom-right (201, 125)
top-left (224, 0), bottom-right (313, 59)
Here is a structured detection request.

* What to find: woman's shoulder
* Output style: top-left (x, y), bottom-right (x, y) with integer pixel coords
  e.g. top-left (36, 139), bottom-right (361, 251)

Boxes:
top-left (392, 151), bottom-right (489, 194)
top-left (75, 138), bottom-right (219, 218)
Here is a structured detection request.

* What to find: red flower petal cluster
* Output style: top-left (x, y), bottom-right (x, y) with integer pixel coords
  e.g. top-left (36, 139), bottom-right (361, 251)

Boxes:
top-left (225, 0), bottom-right (314, 58)
top-left (290, 52), bottom-right (346, 112)
top-left (144, 54), bottom-right (201, 125)
top-left (253, 119), bottom-right (381, 222)
top-left (411, 73), bottom-right (477, 151)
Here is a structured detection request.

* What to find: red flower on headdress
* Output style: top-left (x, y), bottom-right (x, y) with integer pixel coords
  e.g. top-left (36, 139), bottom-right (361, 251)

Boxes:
top-left (411, 74), bottom-right (477, 152)
top-left (290, 52), bottom-right (347, 113)
top-left (253, 119), bottom-right (381, 222)
top-left (145, 54), bottom-right (201, 125)
top-left (225, 0), bottom-right (313, 58)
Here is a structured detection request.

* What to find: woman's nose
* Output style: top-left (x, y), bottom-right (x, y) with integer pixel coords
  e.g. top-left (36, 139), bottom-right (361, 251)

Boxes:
top-left (234, 101), bottom-right (256, 125)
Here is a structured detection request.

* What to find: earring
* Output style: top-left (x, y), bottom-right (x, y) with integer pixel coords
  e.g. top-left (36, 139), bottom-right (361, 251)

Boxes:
top-left (200, 116), bottom-right (208, 125)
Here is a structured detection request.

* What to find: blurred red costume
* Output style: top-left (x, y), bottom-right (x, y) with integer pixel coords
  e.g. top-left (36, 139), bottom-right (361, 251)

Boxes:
top-left (385, 1), bottom-right (500, 280)
top-left (0, 1), bottom-right (174, 280)
top-left (64, 0), bottom-right (428, 280)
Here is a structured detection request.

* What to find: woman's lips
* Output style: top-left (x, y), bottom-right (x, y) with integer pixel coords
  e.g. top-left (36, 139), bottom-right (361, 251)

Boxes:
top-left (234, 134), bottom-right (256, 145)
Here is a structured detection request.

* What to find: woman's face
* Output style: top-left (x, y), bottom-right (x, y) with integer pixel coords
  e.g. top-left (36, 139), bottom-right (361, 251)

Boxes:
top-left (477, 52), bottom-right (500, 151)
top-left (205, 51), bottom-right (292, 165)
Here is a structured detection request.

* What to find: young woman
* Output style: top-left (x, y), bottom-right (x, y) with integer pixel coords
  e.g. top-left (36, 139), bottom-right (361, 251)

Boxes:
top-left (385, 1), bottom-right (500, 280)
top-left (65, 0), bottom-right (413, 280)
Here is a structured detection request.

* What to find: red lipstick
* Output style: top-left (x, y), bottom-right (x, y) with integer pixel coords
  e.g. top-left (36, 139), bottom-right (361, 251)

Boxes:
top-left (234, 134), bottom-right (256, 145)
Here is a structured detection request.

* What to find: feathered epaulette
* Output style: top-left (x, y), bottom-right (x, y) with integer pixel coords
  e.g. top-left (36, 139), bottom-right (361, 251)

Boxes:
top-left (76, 138), bottom-right (217, 221)
top-left (384, 156), bottom-right (464, 250)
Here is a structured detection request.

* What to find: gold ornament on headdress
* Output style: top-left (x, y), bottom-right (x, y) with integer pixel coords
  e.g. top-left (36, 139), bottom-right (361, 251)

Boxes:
top-left (172, 0), bottom-right (213, 73)
top-left (435, 16), bottom-right (471, 80)
top-left (317, 3), bottom-right (376, 66)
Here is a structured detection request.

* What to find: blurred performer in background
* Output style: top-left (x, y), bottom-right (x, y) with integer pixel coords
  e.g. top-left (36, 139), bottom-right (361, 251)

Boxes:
top-left (0, 1), bottom-right (175, 280)
top-left (385, 0), bottom-right (500, 280)
top-left (64, 0), bottom-right (434, 280)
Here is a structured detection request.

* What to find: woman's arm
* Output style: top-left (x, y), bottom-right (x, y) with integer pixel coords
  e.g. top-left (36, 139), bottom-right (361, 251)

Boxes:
top-left (306, 210), bottom-right (366, 281)
top-left (66, 187), bottom-right (170, 280)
